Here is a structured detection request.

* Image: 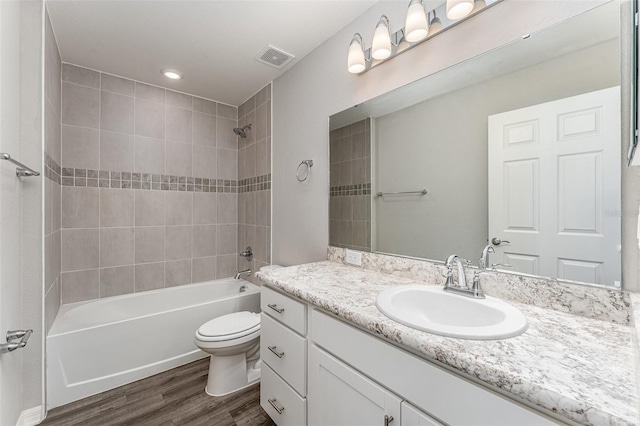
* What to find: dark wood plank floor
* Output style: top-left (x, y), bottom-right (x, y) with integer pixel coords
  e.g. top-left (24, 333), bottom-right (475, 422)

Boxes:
top-left (41, 358), bottom-right (276, 426)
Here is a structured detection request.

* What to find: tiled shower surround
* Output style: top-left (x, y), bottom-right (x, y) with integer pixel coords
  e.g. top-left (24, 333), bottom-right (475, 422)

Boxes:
top-left (329, 119), bottom-right (371, 252)
top-left (237, 85), bottom-right (272, 284)
top-left (57, 64), bottom-right (271, 304)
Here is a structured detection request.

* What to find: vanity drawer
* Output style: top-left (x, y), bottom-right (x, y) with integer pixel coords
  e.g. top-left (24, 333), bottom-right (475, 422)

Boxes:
top-left (261, 286), bottom-right (307, 335)
top-left (261, 313), bottom-right (307, 395)
top-left (261, 363), bottom-right (306, 426)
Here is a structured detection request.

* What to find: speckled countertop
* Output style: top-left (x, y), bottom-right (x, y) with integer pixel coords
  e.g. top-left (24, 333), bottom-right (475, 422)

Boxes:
top-left (257, 261), bottom-right (639, 426)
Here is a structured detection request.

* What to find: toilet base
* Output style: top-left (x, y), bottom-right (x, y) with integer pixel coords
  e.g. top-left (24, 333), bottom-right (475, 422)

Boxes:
top-left (204, 353), bottom-right (261, 397)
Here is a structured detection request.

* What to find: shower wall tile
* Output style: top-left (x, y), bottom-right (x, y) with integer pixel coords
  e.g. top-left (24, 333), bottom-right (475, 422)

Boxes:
top-left (135, 262), bottom-right (165, 292)
top-left (61, 125), bottom-right (99, 170)
top-left (101, 73), bottom-right (134, 96)
top-left (60, 64), bottom-right (241, 303)
top-left (62, 82), bottom-right (99, 128)
top-left (101, 91), bottom-right (134, 134)
top-left (167, 90), bottom-right (192, 109)
top-left (61, 269), bottom-right (99, 304)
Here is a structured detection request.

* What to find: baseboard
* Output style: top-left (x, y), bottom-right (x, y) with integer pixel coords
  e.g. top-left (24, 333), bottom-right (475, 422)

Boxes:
top-left (16, 405), bottom-right (44, 426)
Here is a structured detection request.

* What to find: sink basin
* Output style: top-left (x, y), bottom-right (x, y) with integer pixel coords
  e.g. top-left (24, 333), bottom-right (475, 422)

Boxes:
top-left (375, 285), bottom-right (528, 340)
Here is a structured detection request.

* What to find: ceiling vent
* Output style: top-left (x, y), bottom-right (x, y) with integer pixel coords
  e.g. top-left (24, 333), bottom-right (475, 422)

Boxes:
top-left (255, 45), bottom-right (295, 69)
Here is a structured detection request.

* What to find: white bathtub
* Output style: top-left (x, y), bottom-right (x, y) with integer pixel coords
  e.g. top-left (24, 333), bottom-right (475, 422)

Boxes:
top-left (46, 279), bottom-right (260, 409)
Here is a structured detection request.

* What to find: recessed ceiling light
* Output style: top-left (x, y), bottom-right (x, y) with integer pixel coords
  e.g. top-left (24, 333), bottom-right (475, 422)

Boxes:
top-left (161, 68), bottom-right (183, 80)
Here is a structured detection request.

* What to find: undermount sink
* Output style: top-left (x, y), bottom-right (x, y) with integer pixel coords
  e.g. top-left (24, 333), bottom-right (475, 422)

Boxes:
top-left (375, 285), bottom-right (528, 340)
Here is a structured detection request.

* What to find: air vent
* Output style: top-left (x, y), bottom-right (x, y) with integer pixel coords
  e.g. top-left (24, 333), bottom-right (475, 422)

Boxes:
top-left (255, 45), bottom-right (295, 69)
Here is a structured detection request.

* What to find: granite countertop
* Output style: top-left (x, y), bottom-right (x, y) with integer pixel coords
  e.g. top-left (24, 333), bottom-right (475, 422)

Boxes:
top-left (257, 261), bottom-right (639, 426)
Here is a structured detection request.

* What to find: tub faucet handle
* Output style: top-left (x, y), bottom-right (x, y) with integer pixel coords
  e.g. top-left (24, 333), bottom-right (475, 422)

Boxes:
top-left (239, 246), bottom-right (253, 262)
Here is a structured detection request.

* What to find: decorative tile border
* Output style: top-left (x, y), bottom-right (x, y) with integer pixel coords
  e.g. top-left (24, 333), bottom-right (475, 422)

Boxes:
top-left (330, 183), bottom-right (371, 197)
top-left (44, 154), bottom-right (271, 194)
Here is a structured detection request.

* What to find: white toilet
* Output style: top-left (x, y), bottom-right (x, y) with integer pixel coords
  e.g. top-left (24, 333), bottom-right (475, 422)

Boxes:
top-left (194, 311), bottom-right (261, 396)
top-left (194, 265), bottom-right (282, 397)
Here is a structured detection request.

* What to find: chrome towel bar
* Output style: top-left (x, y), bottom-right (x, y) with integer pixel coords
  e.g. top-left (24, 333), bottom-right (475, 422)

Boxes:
top-left (376, 189), bottom-right (427, 197)
top-left (1, 153), bottom-right (40, 177)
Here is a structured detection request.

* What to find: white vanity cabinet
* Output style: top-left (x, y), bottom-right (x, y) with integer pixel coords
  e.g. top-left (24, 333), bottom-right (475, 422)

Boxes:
top-left (261, 286), bottom-right (557, 426)
top-left (260, 287), bottom-right (307, 426)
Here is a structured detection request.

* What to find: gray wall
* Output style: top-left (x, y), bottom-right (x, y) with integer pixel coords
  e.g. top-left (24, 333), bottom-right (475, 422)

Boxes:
top-left (374, 40), bottom-right (619, 263)
top-left (271, 1), bottom-right (615, 266)
top-left (59, 64), bottom-right (240, 303)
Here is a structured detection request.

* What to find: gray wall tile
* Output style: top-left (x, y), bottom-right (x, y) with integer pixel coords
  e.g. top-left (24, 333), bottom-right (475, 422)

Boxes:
top-left (62, 64), bottom-right (99, 88)
top-left (166, 106), bottom-right (192, 143)
top-left (166, 90), bottom-right (192, 109)
top-left (192, 145), bottom-right (216, 179)
top-left (100, 188), bottom-right (134, 227)
top-left (100, 131), bottom-right (134, 171)
top-left (217, 103), bottom-right (237, 120)
top-left (100, 227), bottom-right (134, 267)
top-left (256, 102), bottom-right (267, 141)
top-left (101, 91), bottom-right (134, 134)
top-left (135, 136), bottom-right (165, 174)
top-left (193, 224), bottom-right (216, 258)
top-left (217, 149), bottom-right (237, 180)
top-left (135, 262), bottom-right (165, 292)
top-left (218, 194), bottom-right (237, 224)
top-left (216, 255), bottom-right (236, 279)
top-left (165, 226), bottom-right (192, 260)
top-left (166, 192), bottom-right (192, 225)
top-left (61, 229), bottom-right (99, 271)
top-left (193, 97), bottom-right (216, 115)
top-left (135, 191), bottom-right (165, 226)
top-left (61, 125), bottom-right (99, 170)
top-left (101, 73), bottom-right (134, 96)
top-left (193, 193), bottom-right (217, 224)
top-left (193, 112), bottom-right (216, 146)
top-left (165, 259), bottom-right (191, 287)
top-left (62, 186), bottom-right (99, 228)
top-left (135, 82), bottom-right (165, 103)
top-left (192, 257), bottom-right (216, 283)
top-left (216, 117), bottom-right (238, 150)
top-left (165, 142), bottom-right (192, 176)
top-left (135, 226), bottom-right (165, 263)
top-left (62, 82), bottom-right (99, 128)
top-left (100, 266), bottom-right (134, 297)
top-left (61, 269), bottom-right (99, 303)
top-left (216, 224), bottom-right (236, 255)
top-left (135, 99), bottom-right (165, 139)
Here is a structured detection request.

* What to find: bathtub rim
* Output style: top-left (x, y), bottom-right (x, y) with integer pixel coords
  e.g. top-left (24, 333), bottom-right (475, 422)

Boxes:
top-left (49, 278), bottom-right (260, 337)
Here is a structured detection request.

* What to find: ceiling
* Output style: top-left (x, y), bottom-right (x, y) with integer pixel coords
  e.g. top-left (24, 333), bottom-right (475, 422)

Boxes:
top-left (46, 0), bottom-right (378, 106)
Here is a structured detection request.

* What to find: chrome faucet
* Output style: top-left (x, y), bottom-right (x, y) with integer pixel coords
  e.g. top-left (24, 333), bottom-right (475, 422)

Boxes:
top-left (234, 269), bottom-right (252, 279)
top-left (444, 254), bottom-right (485, 299)
top-left (479, 244), bottom-right (495, 270)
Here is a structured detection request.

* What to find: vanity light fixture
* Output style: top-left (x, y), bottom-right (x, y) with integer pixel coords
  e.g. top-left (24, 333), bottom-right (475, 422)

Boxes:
top-left (348, 0), bottom-right (498, 74)
top-left (446, 0), bottom-right (475, 20)
top-left (405, 0), bottom-right (429, 43)
top-left (372, 15), bottom-right (394, 60)
top-left (161, 68), bottom-right (183, 80)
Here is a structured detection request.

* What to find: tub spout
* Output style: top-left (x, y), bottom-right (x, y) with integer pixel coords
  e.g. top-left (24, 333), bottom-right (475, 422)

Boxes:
top-left (234, 269), bottom-right (252, 279)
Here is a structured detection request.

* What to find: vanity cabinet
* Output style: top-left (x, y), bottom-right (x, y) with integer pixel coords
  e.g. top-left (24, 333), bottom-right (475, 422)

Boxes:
top-left (260, 287), bottom-right (307, 426)
top-left (261, 286), bottom-right (557, 426)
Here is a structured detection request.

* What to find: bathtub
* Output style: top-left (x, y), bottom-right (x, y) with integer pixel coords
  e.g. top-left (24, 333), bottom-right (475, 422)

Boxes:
top-left (47, 279), bottom-right (260, 409)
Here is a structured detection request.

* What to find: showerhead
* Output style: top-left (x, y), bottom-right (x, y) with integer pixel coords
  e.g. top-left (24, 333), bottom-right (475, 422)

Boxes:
top-left (233, 124), bottom-right (252, 138)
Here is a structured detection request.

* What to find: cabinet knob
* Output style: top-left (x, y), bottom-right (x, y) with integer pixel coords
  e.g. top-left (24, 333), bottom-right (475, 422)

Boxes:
top-left (268, 398), bottom-right (285, 414)
top-left (384, 415), bottom-right (394, 426)
top-left (267, 303), bottom-right (285, 314)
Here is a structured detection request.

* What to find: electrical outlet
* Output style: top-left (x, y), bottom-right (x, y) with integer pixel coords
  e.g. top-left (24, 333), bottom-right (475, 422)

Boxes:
top-left (345, 249), bottom-right (362, 266)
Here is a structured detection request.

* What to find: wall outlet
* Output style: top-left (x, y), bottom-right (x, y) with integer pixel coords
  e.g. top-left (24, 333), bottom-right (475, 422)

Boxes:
top-left (345, 249), bottom-right (362, 266)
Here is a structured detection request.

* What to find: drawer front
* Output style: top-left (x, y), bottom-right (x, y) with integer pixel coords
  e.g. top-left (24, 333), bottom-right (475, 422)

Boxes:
top-left (261, 363), bottom-right (306, 426)
top-left (261, 313), bottom-right (307, 395)
top-left (261, 286), bottom-right (307, 335)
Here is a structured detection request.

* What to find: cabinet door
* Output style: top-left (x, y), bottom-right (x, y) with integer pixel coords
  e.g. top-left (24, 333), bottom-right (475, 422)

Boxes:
top-left (401, 402), bottom-right (443, 426)
top-left (308, 345), bottom-right (401, 426)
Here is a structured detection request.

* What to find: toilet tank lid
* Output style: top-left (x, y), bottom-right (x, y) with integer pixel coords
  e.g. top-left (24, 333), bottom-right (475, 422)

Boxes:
top-left (198, 311), bottom-right (259, 337)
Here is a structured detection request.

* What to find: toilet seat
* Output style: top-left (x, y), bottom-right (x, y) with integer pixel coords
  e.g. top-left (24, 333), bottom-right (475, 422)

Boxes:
top-left (196, 311), bottom-right (260, 342)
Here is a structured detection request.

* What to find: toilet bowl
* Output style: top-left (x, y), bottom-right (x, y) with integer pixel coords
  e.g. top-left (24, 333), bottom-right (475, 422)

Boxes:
top-left (194, 311), bottom-right (261, 396)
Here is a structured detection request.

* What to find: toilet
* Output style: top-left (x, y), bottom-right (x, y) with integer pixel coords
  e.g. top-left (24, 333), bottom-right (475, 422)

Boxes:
top-left (194, 265), bottom-right (282, 396)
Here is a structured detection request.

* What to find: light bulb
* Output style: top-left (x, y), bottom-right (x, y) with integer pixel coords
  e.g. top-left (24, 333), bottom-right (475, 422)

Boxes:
top-left (405, 0), bottom-right (429, 43)
top-left (446, 0), bottom-right (474, 20)
top-left (472, 0), bottom-right (487, 14)
top-left (347, 34), bottom-right (366, 74)
top-left (429, 12), bottom-right (443, 35)
top-left (161, 68), bottom-right (183, 80)
top-left (372, 16), bottom-right (392, 60)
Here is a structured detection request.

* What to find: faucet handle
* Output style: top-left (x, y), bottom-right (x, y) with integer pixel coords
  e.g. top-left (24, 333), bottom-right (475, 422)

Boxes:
top-left (490, 263), bottom-right (513, 271)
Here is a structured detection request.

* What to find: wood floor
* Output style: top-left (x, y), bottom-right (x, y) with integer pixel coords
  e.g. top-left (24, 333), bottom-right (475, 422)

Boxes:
top-left (41, 358), bottom-right (276, 426)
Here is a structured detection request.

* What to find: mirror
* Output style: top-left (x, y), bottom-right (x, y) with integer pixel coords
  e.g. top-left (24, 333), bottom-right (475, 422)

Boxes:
top-left (329, 2), bottom-right (623, 287)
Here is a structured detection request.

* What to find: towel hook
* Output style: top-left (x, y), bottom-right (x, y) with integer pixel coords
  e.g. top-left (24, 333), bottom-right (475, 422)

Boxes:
top-left (296, 160), bottom-right (314, 182)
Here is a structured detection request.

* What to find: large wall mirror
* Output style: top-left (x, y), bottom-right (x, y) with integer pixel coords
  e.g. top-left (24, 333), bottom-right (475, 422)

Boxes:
top-left (329, 2), bottom-right (626, 288)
